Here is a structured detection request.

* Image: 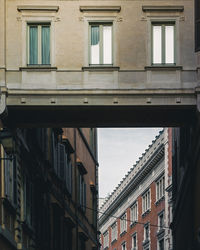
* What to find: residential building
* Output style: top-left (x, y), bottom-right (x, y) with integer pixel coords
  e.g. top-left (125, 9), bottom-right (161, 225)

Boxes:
top-left (0, 128), bottom-right (98, 250)
top-left (171, 1), bottom-right (200, 249)
top-left (99, 129), bottom-right (172, 250)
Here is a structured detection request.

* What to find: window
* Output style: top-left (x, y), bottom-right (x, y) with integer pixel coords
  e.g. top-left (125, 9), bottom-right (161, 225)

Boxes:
top-left (132, 233), bottom-right (137, 250)
top-left (65, 153), bottom-right (72, 194)
top-left (156, 175), bottom-right (165, 201)
top-left (130, 202), bottom-right (138, 224)
top-left (89, 23), bottom-right (112, 65)
top-left (28, 23), bottom-right (50, 65)
top-left (152, 23), bottom-right (175, 64)
top-left (120, 213), bottom-right (127, 234)
top-left (23, 176), bottom-right (33, 226)
top-left (158, 238), bottom-right (164, 250)
top-left (142, 189), bottom-right (151, 214)
top-left (158, 212), bottom-right (164, 230)
top-left (195, 0), bottom-right (200, 51)
top-left (144, 224), bottom-right (150, 241)
top-left (103, 231), bottom-right (109, 248)
top-left (79, 173), bottom-right (86, 212)
top-left (121, 242), bottom-right (126, 250)
top-left (111, 222), bottom-right (117, 242)
top-left (4, 153), bottom-right (17, 206)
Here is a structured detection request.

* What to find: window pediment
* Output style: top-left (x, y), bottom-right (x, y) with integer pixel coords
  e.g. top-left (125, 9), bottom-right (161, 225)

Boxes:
top-left (142, 6), bottom-right (184, 12)
top-left (80, 6), bottom-right (121, 12)
top-left (17, 5), bottom-right (59, 12)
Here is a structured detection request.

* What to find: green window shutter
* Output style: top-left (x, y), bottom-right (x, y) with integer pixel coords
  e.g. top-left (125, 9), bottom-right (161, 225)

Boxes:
top-left (42, 25), bottom-right (50, 64)
top-left (29, 26), bottom-right (38, 64)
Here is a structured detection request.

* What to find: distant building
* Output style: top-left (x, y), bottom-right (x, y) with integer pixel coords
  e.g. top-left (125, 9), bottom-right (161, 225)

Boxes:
top-left (0, 128), bottom-right (98, 250)
top-left (99, 129), bottom-right (172, 250)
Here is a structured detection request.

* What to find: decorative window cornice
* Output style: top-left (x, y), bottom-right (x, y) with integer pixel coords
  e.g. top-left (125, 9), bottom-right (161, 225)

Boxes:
top-left (80, 6), bottom-right (121, 12)
top-left (142, 6), bottom-right (184, 12)
top-left (17, 5), bottom-right (59, 12)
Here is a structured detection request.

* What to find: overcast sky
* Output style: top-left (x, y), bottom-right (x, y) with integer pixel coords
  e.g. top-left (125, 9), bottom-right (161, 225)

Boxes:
top-left (97, 128), bottom-right (162, 198)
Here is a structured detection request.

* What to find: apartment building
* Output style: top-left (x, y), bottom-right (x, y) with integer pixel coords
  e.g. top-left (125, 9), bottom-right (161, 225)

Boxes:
top-left (99, 129), bottom-right (172, 250)
top-left (0, 128), bottom-right (98, 250)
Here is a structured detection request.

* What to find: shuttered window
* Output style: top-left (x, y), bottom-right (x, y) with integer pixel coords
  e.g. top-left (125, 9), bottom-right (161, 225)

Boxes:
top-left (79, 173), bottom-right (86, 212)
top-left (195, 0), bottom-right (200, 51)
top-left (4, 153), bottom-right (17, 206)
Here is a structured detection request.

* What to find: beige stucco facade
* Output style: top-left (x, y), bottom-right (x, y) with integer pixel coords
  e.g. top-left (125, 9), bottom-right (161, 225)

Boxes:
top-left (0, 0), bottom-right (199, 126)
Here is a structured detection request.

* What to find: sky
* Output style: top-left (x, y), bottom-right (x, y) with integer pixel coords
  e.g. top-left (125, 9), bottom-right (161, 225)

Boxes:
top-left (98, 128), bottom-right (162, 198)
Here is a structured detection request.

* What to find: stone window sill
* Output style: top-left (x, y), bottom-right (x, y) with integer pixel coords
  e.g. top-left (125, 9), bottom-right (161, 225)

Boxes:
top-left (145, 65), bottom-right (182, 71)
top-left (142, 208), bottom-right (151, 218)
top-left (120, 230), bottom-right (127, 237)
top-left (111, 239), bottom-right (117, 245)
top-left (155, 196), bottom-right (165, 206)
top-left (82, 66), bottom-right (120, 72)
top-left (20, 66), bottom-right (57, 72)
top-left (130, 220), bottom-right (138, 228)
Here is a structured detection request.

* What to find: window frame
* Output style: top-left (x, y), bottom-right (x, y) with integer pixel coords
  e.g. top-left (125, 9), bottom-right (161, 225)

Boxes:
top-left (156, 175), bottom-right (165, 201)
top-left (121, 241), bottom-right (126, 250)
top-left (130, 201), bottom-right (138, 225)
top-left (111, 221), bottom-right (117, 242)
top-left (158, 211), bottom-right (165, 231)
top-left (120, 212), bottom-right (127, 234)
top-left (27, 22), bottom-right (51, 66)
top-left (142, 189), bottom-right (151, 214)
top-left (88, 21), bottom-right (113, 66)
top-left (132, 232), bottom-right (138, 250)
top-left (144, 223), bottom-right (150, 242)
top-left (103, 230), bottom-right (109, 249)
top-left (151, 22), bottom-right (176, 65)
top-left (195, 0), bottom-right (200, 51)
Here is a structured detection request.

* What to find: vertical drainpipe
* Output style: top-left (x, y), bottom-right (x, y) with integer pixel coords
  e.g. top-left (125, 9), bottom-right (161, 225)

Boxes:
top-left (74, 128), bottom-right (78, 250)
top-left (0, 0), bottom-right (7, 116)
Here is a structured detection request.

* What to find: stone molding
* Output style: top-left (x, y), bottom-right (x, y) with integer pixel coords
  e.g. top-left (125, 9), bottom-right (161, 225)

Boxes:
top-left (142, 6), bottom-right (184, 12)
top-left (80, 6), bottom-right (121, 12)
top-left (17, 5), bottom-right (59, 12)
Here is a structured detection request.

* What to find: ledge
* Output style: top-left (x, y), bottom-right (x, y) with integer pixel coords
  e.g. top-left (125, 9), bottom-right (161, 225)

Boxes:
top-left (80, 6), bottom-right (121, 12)
top-left (130, 221), bottom-right (138, 228)
top-left (111, 239), bottom-right (117, 245)
top-left (120, 231), bottom-right (126, 237)
top-left (20, 66), bottom-right (57, 72)
top-left (142, 209), bottom-right (151, 218)
top-left (142, 6), bottom-right (184, 12)
top-left (143, 239), bottom-right (150, 247)
top-left (155, 196), bottom-right (165, 206)
top-left (0, 225), bottom-right (17, 248)
top-left (17, 5), bottom-right (59, 12)
top-left (82, 66), bottom-right (120, 72)
top-left (2, 197), bottom-right (17, 215)
top-left (145, 65), bottom-right (182, 71)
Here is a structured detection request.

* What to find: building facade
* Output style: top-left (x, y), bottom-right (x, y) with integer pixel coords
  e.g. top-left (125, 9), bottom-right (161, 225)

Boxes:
top-left (0, 0), bottom-right (198, 127)
top-left (0, 127), bottom-right (98, 250)
top-left (99, 129), bottom-right (172, 250)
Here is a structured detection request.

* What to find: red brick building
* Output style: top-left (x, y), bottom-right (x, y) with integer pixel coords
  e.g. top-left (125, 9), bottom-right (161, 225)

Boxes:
top-left (99, 129), bottom-right (172, 250)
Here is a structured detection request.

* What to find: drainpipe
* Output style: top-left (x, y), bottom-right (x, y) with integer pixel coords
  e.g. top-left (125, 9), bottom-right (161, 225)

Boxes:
top-left (74, 128), bottom-right (78, 250)
top-left (0, 0), bottom-right (7, 117)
